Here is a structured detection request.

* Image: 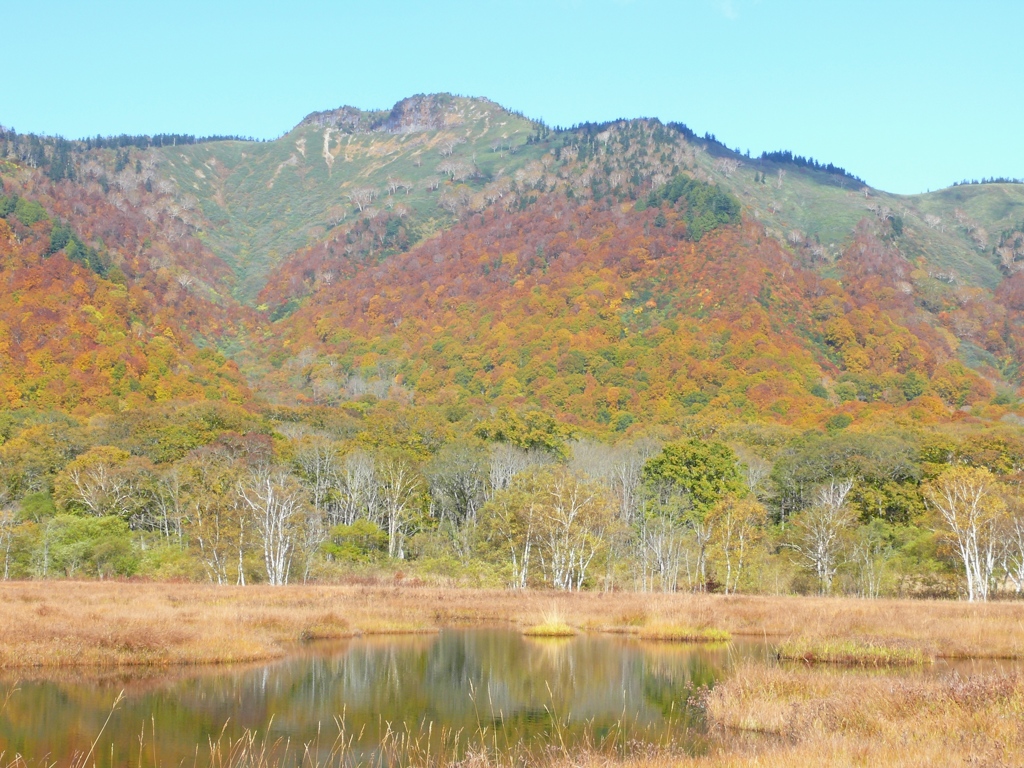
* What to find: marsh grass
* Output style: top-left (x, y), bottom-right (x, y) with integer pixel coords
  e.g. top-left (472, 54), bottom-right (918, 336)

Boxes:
top-left (524, 607), bottom-right (577, 637)
top-left (0, 678), bottom-right (703, 768)
top-left (7, 666), bottom-right (1024, 767)
top-left (3, 583), bottom-right (1024, 668)
top-left (702, 662), bottom-right (1024, 766)
top-left (636, 625), bottom-right (731, 644)
top-left (523, 621), bottom-right (577, 638)
top-left (777, 638), bottom-right (932, 667)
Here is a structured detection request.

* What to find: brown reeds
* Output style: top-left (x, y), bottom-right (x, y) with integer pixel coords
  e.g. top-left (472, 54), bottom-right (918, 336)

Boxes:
top-left (2, 582), bottom-right (1024, 668)
top-left (700, 662), bottom-right (1024, 766)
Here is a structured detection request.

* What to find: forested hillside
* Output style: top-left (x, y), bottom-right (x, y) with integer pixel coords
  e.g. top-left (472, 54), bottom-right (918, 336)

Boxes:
top-left (264, 190), bottom-right (994, 430)
top-left (0, 179), bottom-right (249, 412)
top-left (2, 95), bottom-right (1024, 598)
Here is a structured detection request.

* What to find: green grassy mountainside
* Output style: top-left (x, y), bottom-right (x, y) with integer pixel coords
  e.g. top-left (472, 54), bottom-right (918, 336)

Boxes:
top-left (155, 96), bottom-right (547, 301)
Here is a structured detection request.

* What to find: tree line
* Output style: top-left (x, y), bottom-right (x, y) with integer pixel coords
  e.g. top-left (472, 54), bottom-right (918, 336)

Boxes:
top-left (2, 403), bottom-right (1024, 601)
top-left (759, 150), bottom-right (864, 183)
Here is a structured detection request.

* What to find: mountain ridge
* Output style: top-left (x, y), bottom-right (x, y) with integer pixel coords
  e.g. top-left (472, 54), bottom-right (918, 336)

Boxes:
top-left (7, 92), bottom-right (1023, 306)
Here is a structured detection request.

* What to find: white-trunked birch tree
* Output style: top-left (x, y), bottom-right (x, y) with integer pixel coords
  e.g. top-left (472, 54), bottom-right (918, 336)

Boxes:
top-left (923, 465), bottom-right (1005, 602)
top-left (293, 437), bottom-right (342, 522)
top-left (426, 441), bottom-right (489, 565)
top-left (480, 467), bottom-right (616, 590)
top-left (789, 478), bottom-right (855, 595)
top-left (335, 451), bottom-right (379, 527)
top-left (375, 452), bottom-right (423, 560)
top-left (237, 467), bottom-right (310, 585)
top-left (707, 496), bottom-right (766, 595)
top-left (478, 470), bottom-right (543, 589)
top-left (536, 468), bottom-right (616, 590)
top-left (180, 449), bottom-right (245, 586)
top-left (1000, 489), bottom-right (1024, 596)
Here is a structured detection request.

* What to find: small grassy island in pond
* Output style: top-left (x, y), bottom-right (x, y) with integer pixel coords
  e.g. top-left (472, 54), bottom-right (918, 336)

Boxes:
top-left (637, 624), bottom-right (732, 643)
top-left (523, 619), bottom-right (577, 637)
top-left (778, 638), bottom-right (933, 666)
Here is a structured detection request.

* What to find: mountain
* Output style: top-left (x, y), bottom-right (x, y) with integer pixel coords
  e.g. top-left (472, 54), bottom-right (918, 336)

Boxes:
top-left (2, 93), bottom-right (1024, 432)
top-left (8, 94), bottom-right (1024, 592)
top-left (130, 95), bottom-right (1024, 305)
top-left (150, 95), bottom-right (545, 302)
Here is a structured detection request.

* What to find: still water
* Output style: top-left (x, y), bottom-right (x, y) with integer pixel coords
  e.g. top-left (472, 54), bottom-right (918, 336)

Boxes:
top-left (0, 629), bottom-right (750, 767)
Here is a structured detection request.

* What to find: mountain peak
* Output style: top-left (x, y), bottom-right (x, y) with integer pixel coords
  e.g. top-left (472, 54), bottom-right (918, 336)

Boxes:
top-left (298, 93), bottom-right (513, 135)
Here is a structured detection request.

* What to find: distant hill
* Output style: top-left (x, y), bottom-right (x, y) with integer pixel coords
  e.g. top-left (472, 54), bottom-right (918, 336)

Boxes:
top-left (0, 183), bottom-right (249, 412)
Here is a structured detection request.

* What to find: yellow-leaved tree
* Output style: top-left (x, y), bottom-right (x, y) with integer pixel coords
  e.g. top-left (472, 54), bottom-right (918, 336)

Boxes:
top-left (923, 465), bottom-right (1005, 602)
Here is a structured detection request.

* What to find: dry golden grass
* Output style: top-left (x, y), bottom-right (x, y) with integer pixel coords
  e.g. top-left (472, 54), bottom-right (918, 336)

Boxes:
top-left (523, 620), bottom-right (577, 637)
top-left (0, 581), bottom-right (436, 668)
top-left (2, 581), bottom-right (1024, 668)
top-left (696, 663), bottom-right (1024, 767)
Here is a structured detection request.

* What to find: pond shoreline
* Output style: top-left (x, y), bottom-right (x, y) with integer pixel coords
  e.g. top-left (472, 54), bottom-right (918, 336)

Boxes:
top-left (1, 628), bottom-right (727, 768)
top-left (3, 581), bottom-right (1024, 669)
top-left (3, 583), bottom-right (1024, 765)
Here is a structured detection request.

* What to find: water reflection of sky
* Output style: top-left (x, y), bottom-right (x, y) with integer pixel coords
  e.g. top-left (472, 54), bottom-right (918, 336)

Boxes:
top-left (0, 630), bottom-right (740, 767)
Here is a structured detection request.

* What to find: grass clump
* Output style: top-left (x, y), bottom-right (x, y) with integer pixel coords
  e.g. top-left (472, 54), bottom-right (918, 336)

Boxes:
top-left (778, 637), bottom-right (932, 666)
top-left (298, 612), bottom-right (352, 641)
top-left (356, 620), bottom-right (438, 636)
top-left (638, 624), bottom-right (731, 643)
top-left (524, 605), bottom-right (577, 638)
top-left (523, 620), bottom-right (576, 638)
top-left (524, 614), bottom-right (577, 637)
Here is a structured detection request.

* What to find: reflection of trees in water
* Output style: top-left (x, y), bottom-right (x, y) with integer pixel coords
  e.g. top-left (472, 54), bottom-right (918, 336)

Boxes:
top-left (640, 653), bottom-right (720, 724)
top-left (0, 631), bottom-right (731, 766)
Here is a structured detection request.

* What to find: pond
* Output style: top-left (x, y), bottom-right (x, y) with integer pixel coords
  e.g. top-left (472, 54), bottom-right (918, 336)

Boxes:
top-left (0, 629), bottom-right (760, 767)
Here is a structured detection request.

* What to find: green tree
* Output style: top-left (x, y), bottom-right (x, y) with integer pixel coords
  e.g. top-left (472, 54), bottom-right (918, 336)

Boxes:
top-left (642, 440), bottom-right (745, 514)
top-left (43, 515), bottom-right (138, 578)
top-left (474, 409), bottom-right (573, 458)
top-left (770, 432), bottom-right (921, 523)
top-left (323, 519), bottom-right (388, 563)
top-left (640, 440), bottom-right (745, 590)
top-left (13, 197), bottom-right (47, 227)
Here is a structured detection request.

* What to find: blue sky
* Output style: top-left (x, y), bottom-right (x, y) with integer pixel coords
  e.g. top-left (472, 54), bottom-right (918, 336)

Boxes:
top-left (5, 0), bottom-right (1021, 194)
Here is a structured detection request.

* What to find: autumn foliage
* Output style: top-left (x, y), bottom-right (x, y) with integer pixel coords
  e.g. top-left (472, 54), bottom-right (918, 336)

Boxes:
top-left (0, 181), bottom-right (250, 412)
top-left (263, 194), bottom-right (993, 431)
